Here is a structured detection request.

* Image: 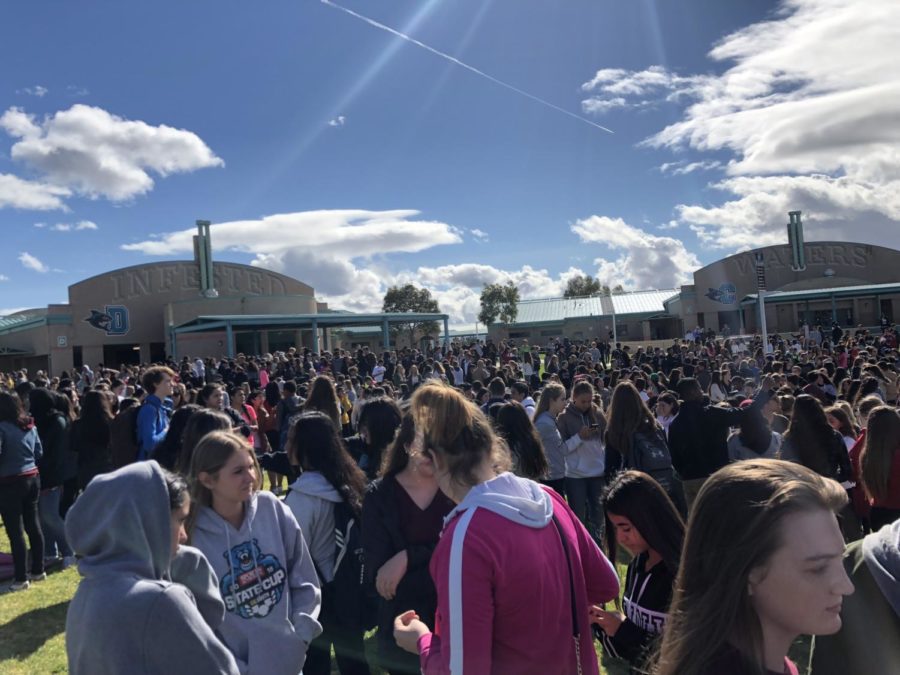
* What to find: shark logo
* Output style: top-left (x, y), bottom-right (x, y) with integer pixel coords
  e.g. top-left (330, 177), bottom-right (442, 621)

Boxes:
top-left (705, 283), bottom-right (736, 305)
top-left (84, 306), bottom-right (129, 336)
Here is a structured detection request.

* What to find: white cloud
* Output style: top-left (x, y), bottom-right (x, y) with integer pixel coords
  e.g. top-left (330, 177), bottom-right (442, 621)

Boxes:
top-left (123, 209), bottom-right (462, 257)
top-left (47, 220), bottom-right (98, 232)
top-left (658, 160), bottom-right (723, 176)
top-left (0, 173), bottom-right (71, 210)
top-left (0, 104), bottom-right (223, 203)
top-left (328, 115), bottom-right (346, 127)
top-left (581, 97), bottom-right (629, 115)
top-left (0, 307), bottom-right (30, 316)
top-left (0, 274), bottom-right (9, 281)
top-left (469, 228), bottom-right (489, 242)
top-left (571, 216), bottom-right (700, 289)
top-left (657, 220), bottom-right (680, 231)
top-left (17, 85), bottom-right (48, 97)
top-left (66, 85), bottom-right (90, 97)
top-left (580, 65), bottom-right (711, 114)
top-left (579, 1), bottom-right (900, 251)
top-left (18, 252), bottom-right (49, 273)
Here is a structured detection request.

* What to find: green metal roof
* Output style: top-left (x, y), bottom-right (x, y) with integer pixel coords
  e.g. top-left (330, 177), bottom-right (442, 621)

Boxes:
top-left (510, 290), bottom-right (678, 325)
top-left (0, 310), bottom-right (72, 336)
top-left (173, 312), bottom-right (449, 334)
top-left (740, 282), bottom-right (900, 306)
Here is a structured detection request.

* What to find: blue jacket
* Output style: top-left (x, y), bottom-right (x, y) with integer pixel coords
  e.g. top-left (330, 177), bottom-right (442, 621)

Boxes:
top-left (0, 420), bottom-right (43, 478)
top-left (136, 395), bottom-right (169, 461)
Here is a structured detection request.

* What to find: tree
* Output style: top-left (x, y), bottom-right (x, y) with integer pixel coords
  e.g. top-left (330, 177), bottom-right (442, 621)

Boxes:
top-left (479, 282), bottom-right (520, 326)
top-left (564, 274), bottom-right (602, 298)
top-left (382, 284), bottom-right (441, 346)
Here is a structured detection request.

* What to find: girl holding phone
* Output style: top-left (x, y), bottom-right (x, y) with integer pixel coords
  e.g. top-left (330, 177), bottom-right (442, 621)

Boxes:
top-left (592, 471), bottom-right (684, 672)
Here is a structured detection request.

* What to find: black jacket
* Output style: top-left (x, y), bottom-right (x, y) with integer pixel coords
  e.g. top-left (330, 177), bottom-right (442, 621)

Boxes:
top-left (35, 412), bottom-right (70, 489)
top-left (668, 390), bottom-right (771, 480)
top-left (598, 552), bottom-right (674, 671)
top-left (361, 475), bottom-right (451, 672)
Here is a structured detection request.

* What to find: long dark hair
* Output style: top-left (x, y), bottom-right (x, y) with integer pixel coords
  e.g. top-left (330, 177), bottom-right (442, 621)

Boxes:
top-left (783, 394), bottom-right (838, 476)
top-left (72, 390), bottom-right (114, 447)
top-left (303, 376), bottom-right (342, 428)
top-left (603, 470), bottom-right (685, 576)
top-left (29, 387), bottom-right (61, 428)
top-left (264, 381), bottom-right (281, 408)
top-left (0, 392), bottom-right (29, 429)
top-left (605, 381), bottom-right (659, 462)
top-left (286, 411), bottom-right (367, 515)
top-left (176, 409), bottom-right (232, 476)
top-left (735, 406), bottom-right (774, 455)
top-left (153, 404), bottom-right (202, 471)
top-left (196, 384), bottom-right (222, 408)
top-left (495, 402), bottom-right (548, 480)
top-left (379, 414), bottom-right (417, 478)
top-left (358, 397), bottom-right (403, 468)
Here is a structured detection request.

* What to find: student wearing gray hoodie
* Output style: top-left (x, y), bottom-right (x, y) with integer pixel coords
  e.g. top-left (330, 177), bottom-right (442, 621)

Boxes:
top-left (187, 430), bottom-right (322, 675)
top-left (284, 411), bottom-right (371, 675)
top-left (809, 517), bottom-right (900, 673)
top-left (65, 460), bottom-right (239, 675)
top-left (556, 380), bottom-right (607, 542)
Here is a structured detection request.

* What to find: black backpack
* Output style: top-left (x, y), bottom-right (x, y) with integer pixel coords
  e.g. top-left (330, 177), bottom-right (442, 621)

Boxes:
top-left (320, 499), bottom-right (376, 630)
top-left (629, 429), bottom-right (679, 498)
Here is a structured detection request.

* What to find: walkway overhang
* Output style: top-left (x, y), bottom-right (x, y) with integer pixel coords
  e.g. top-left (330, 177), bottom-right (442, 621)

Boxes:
top-left (170, 312), bottom-right (450, 358)
top-left (740, 282), bottom-right (900, 306)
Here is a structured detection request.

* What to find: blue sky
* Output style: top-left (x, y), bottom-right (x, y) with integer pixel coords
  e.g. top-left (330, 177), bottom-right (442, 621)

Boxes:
top-left (2, 0), bottom-right (898, 325)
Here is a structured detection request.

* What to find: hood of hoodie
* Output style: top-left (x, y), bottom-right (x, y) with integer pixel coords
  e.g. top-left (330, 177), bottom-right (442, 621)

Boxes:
top-left (193, 490), bottom-right (260, 539)
top-left (66, 460), bottom-right (171, 580)
top-left (444, 472), bottom-right (553, 530)
top-left (560, 400), bottom-right (598, 424)
top-left (288, 470), bottom-right (342, 503)
top-left (862, 518), bottom-right (900, 616)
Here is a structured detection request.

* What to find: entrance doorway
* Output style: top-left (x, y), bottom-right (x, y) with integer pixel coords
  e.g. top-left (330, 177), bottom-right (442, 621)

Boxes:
top-left (103, 344), bottom-right (140, 368)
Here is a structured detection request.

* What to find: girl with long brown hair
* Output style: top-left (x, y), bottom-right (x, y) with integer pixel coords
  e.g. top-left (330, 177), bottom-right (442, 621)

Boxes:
top-left (859, 406), bottom-right (900, 530)
top-left (303, 376), bottom-right (342, 429)
top-left (654, 460), bottom-right (853, 675)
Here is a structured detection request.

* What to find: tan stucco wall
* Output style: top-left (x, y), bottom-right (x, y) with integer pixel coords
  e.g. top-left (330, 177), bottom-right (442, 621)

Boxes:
top-left (692, 242), bottom-right (899, 317)
top-left (0, 260), bottom-right (319, 374)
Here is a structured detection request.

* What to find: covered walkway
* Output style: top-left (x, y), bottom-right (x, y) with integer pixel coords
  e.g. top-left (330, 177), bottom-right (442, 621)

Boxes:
top-left (170, 312), bottom-right (450, 358)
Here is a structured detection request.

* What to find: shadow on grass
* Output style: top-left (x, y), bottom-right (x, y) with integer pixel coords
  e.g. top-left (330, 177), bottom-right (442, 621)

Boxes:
top-left (0, 600), bottom-right (69, 661)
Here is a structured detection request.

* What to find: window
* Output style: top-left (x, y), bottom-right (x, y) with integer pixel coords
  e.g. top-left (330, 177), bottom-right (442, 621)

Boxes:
top-left (509, 331), bottom-right (530, 339)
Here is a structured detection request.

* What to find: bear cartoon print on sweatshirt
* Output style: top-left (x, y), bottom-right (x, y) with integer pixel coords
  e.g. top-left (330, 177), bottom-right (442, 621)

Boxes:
top-left (219, 538), bottom-right (287, 619)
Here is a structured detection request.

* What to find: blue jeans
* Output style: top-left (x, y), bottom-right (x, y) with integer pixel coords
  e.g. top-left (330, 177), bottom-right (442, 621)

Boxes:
top-left (565, 476), bottom-right (605, 544)
top-left (39, 487), bottom-right (72, 558)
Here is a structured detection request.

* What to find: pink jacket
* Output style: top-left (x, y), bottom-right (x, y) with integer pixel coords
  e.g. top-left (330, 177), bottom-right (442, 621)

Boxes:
top-left (417, 474), bottom-right (619, 674)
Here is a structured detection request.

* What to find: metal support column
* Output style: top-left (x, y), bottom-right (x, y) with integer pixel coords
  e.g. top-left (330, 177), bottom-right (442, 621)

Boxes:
top-left (382, 319), bottom-right (390, 349)
top-left (831, 294), bottom-right (837, 324)
top-left (311, 320), bottom-right (319, 353)
top-left (226, 322), bottom-right (235, 358)
top-left (443, 316), bottom-right (450, 349)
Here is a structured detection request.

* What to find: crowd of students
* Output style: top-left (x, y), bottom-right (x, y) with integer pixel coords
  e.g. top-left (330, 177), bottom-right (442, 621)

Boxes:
top-left (0, 323), bottom-right (898, 674)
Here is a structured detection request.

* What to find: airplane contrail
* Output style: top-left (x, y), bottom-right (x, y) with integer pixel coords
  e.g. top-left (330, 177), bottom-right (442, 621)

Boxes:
top-left (320, 0), bottom-right (614, 134)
